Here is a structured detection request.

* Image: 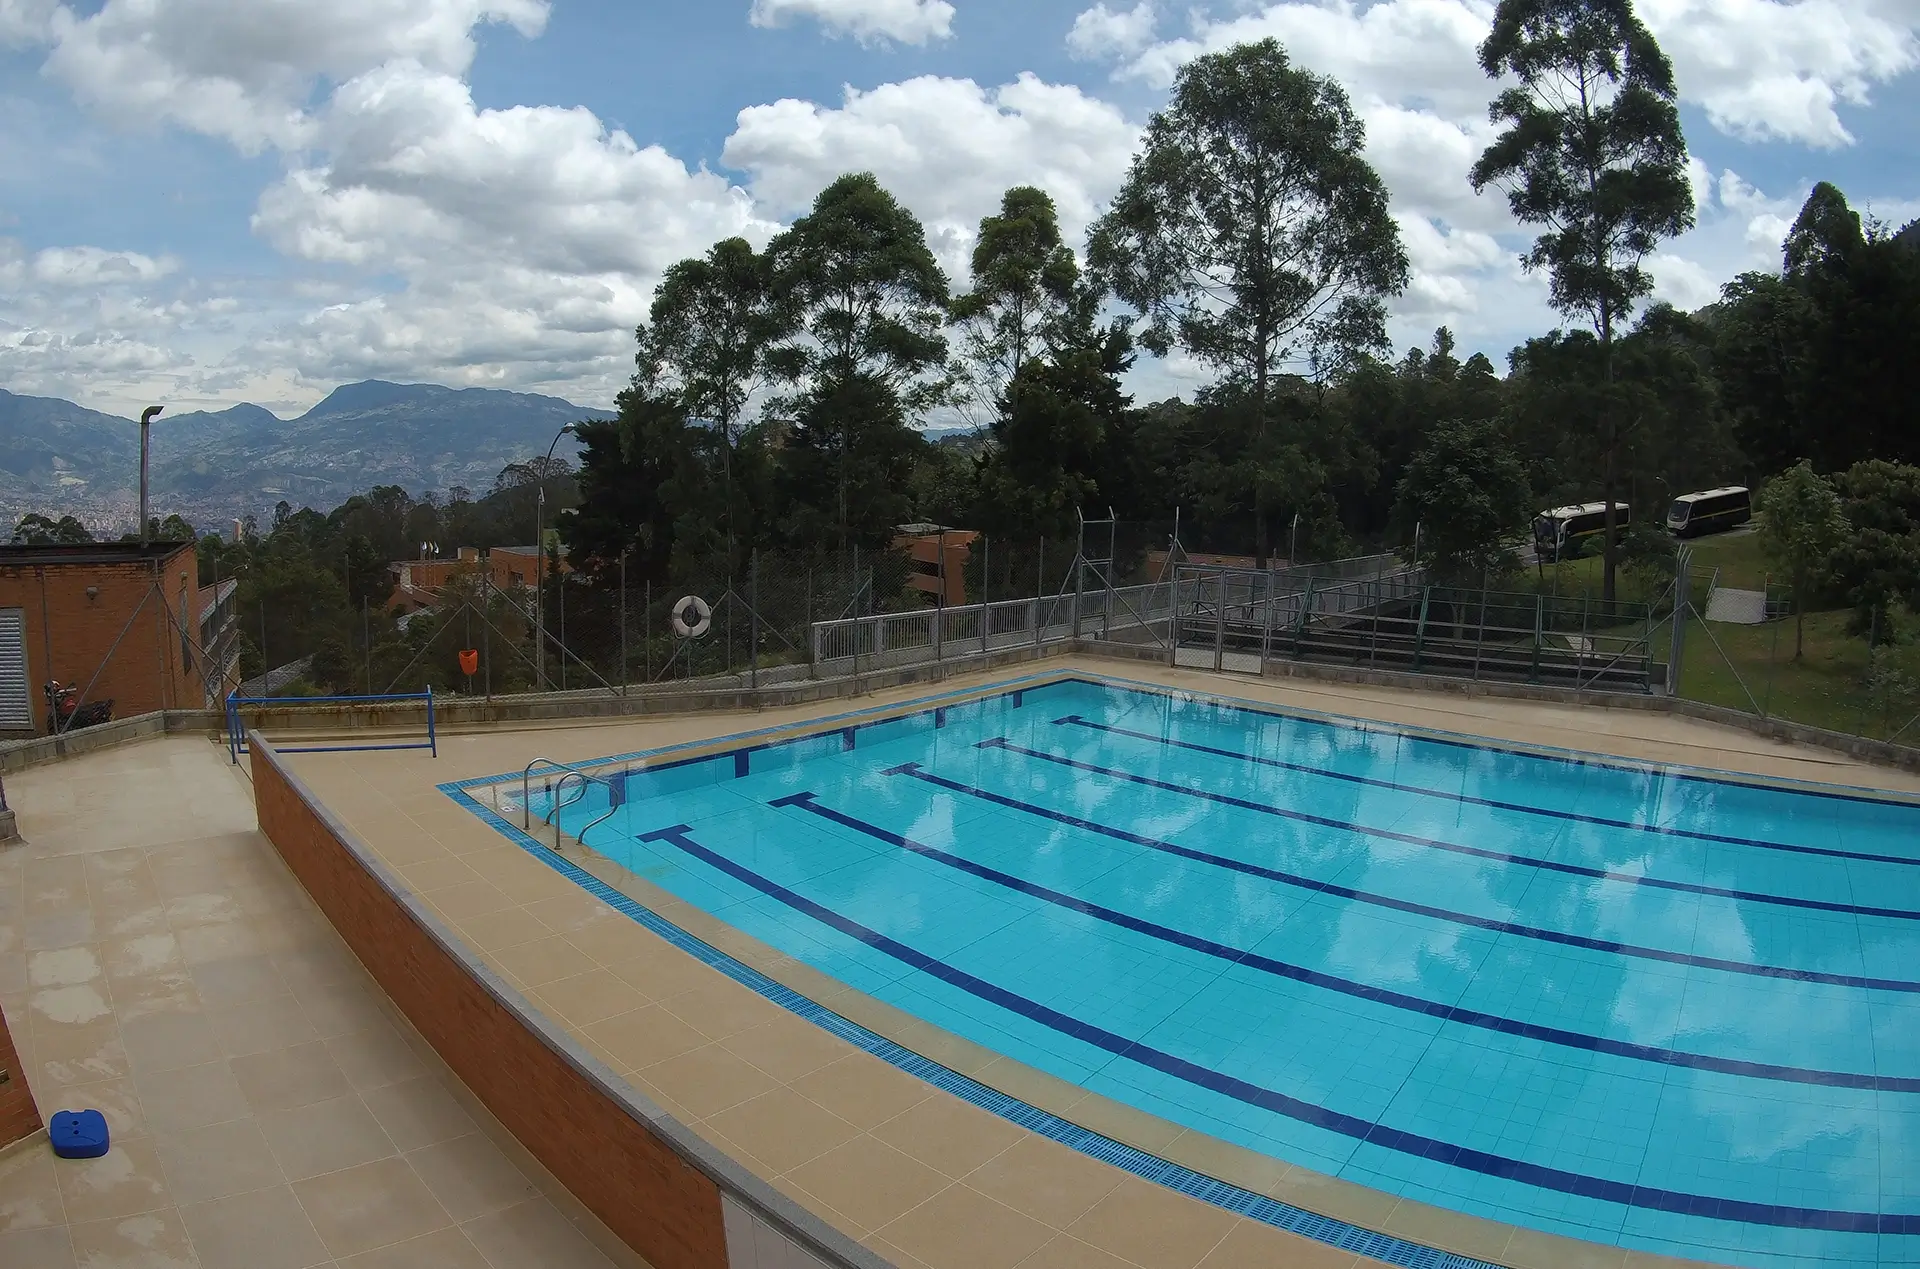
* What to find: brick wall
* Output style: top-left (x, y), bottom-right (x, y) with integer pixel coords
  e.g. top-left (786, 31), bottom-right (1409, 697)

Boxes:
top-left (250, 743), bottom-right (729, 1269)
top-left (0, 545), bottom-right (202, 737)
top-left (0, 997), bottom-right (41, 1150)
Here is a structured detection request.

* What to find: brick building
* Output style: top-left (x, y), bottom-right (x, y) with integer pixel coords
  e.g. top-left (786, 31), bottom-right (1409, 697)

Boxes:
top-left (895, 525), bottom-right (978, 607)
top-left (387, 545), bottom-right (566, 616)
top-left (0, 541), bottom-right (240, 738)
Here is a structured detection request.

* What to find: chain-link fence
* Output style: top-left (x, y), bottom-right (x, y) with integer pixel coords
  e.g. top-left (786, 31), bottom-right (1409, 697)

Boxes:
top-left (353, 532), bottom-right (1175, 700)
top-left (223, 521), bottom-right (1920, 764)
top-left (1653, 565), bottom-right (1920, 747)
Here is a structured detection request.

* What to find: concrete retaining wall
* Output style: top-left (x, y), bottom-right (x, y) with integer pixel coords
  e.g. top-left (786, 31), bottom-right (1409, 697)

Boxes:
top-left (249, 736), bottom-right (885, 1269)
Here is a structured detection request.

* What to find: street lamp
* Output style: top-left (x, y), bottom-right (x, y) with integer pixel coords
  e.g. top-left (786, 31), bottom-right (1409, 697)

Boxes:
top-left (534, 423), bottom-right (577, 690)
top-left (138, 405), bottom-right (164, 546)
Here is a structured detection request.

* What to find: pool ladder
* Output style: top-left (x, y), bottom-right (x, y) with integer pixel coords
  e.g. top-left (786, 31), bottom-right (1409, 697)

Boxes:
top-left (519, 758), bottom-right (622, 851)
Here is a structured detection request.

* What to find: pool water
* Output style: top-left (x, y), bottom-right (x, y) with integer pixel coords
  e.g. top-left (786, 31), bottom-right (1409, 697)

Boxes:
top-left (529, 676), bottom-right (1920, 1268)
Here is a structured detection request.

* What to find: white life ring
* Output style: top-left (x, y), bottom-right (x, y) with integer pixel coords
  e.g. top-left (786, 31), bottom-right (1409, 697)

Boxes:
top-left (670, 595), bottom-right (713, 638)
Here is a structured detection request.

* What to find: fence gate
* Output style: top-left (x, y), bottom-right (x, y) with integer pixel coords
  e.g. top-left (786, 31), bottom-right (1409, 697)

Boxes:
top-left (1170, 566), bottom-right (1273, 674)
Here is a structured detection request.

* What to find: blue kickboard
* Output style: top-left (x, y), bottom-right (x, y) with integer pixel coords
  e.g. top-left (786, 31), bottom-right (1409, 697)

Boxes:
top-left (49, 1109), bottom-right (110, 1159)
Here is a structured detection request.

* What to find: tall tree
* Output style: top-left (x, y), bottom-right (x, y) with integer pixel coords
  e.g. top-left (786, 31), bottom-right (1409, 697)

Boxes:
top-left (635, 238), bottom-right (779, 571)
top-left (1757, 461), bottom-right (1845, 659)
top-left (1394, 416), bottom-right (1534, 584)
top-left (950, 186), bottom-right (1081, 421)
top-left (1828, 460), bottom-right (1920, 637)
top-left (976, 314), bottom-right (1134, 544)
top-left (1470, 0), bottom-right (1694, 601)
top-left (1716, 186), bottom-right (1920, 475)
top-left (1089, 38), bottom-right (1408, 565)
top-left (766, 173), bottom-right (951, 551)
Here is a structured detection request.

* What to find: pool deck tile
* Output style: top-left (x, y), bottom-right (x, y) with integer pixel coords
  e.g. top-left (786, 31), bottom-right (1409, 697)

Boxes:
top-left (0, 737), bottom-right (644, 1269)
top-left (14, 656), bottom-right (1881, 1269)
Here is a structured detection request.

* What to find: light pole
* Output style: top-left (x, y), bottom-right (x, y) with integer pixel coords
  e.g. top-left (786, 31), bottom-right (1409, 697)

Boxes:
top-left (533, 423), bottom-right (577, 690)
top-left (138, 405), bottom-right (164, 545)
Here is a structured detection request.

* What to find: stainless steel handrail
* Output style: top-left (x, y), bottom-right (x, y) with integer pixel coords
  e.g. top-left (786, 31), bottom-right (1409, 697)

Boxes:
top-left (580, 793), bottom-right (622, 848)
top-left (520, 757), bottom-right (589, 828)
top-left (546, 769), bottom-right (618, 850)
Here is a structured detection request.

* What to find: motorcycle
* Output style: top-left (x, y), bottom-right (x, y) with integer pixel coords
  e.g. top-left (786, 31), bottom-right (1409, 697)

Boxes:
top-left (44, 681), bottom-right (114, 733)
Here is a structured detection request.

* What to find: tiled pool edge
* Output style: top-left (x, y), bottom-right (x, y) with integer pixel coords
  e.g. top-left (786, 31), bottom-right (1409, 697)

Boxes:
top-left (250, 733), bottom-right (894, 1269)
top-left (472, 666), bottom-right (1920, 822)
top-left (439, 771), bottom-right (1513, 1269)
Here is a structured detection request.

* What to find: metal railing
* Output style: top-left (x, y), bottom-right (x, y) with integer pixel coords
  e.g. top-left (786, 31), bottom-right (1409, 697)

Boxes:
top-left (225, 689), bottom-right (437, 763)
top-left (809, 578), bottom-right (1181, 675)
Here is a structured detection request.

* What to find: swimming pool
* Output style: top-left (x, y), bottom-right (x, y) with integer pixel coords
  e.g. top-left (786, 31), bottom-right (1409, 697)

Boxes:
top-left (504, 675), bottom-right (1920, 1268)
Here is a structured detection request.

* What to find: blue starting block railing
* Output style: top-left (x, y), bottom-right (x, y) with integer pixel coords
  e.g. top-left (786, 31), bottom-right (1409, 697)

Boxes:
top-left (226, 689), bottom-right (438, 764)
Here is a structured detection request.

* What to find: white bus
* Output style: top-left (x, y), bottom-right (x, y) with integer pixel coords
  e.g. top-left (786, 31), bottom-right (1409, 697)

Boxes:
top-left (1666, 486), bottom-right (1751, 538)
top-left (1533, 502), bottom-right (1630, 562)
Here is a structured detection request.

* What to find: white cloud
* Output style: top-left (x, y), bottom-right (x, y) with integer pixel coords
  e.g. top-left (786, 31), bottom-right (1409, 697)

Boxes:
top-left (748, 0), bottom-right (955, 46)
top-left (242, 63), bottom-right (772, 397)
top-left (8, 0), bottom-right (1917, 417)
top-left (1096, 0), bottom-right (1920, 148)
top-left (37, 0), bottom-right (549, 153)
top-left (27, 246), bottom-right (179, 287)
top-left (1063, 0), bottom-right (1919, 358)
top-left (1639, 0), bottom-right (1918, 147)
top-left (725, 73), bottom-right (1141, 276)
top-left (1067, 2), bottom-right (1158, 60)
top-left (0, 0), bottom-right (57, 45)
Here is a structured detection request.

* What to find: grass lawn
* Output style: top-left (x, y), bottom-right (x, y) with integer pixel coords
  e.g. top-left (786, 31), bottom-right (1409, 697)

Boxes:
top-left (1525, 525), bottom-right (1774, 601)
top-left (1657, 607), bottom-right (1920, 742)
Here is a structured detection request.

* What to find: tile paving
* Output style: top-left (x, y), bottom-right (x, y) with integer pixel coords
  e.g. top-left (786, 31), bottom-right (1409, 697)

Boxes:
top-left (11, 658), bottom-right (1909, 1269)
top-left (0, 738), bottom-right (630, 1269)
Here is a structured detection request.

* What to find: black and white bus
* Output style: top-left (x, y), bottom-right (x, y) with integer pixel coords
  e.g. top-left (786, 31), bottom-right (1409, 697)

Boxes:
top-left (1533, 502), bottom-right (1630, 562)
top-left (1666, 486), bottom-right (1752, 538)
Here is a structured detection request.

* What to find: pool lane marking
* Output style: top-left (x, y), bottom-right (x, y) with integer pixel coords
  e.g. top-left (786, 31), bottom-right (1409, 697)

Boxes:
top-left (1056, 715), bottom-right (1920, 869)
top-left (981, 739), bottom-right (1920, 923)
top-left (637, 817), bottom-right (1912, 1234)
top-left (760, 791), bottom-right (1912, 1093)
top-left (881, 761), bottom-right (1920, 995)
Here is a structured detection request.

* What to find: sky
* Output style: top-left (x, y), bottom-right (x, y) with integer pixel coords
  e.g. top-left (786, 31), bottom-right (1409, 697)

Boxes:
top-left (1, 0), bottom-right (1917, 420)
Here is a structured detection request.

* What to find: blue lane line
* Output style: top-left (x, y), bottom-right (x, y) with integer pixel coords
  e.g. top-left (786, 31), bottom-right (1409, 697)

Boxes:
top-left (441, 780), bottom-right (1512, 1269)
top-left (639, 818), bottom-right (1912, 1234)
top-left (984, 739), bottom-right (1920, 923)
top-left (768, 790), bottom-right (1912, 1093)
top-left (884, 761), bottom-right (1920, 995)
top-left (1059, 715), bottom-right (1920, 869)
top-left (1085, 669), bottom-right (1920, 806)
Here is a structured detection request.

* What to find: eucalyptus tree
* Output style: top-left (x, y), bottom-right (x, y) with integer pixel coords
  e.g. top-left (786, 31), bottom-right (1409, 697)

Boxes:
top-left (633, 237), bottom-right (779, 570)
top-left (1469, 0), bottom-right (1693, 600)
top-left (1089, 38), bottom-right (1407, 565)
top-left (765, 173), bottom-right (952, 551)
top-left (950, 185), bottom-right (1081, 422)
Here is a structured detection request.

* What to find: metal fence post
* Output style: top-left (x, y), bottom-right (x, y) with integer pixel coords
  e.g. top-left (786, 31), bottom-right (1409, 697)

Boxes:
top-left (1412, 586), bottom-right (1432, 671)
top-left (1259, 570), bottom-right (1275, 672)
top-left (619, 552), bottom-right (628, 697)
top-left (1532, 594), bottom-right (1545, 683)
top-left (981, 536), bottom-right (991, 657)
top-left (749, 550), bottom-right (760, 689)
top-left (644, 581), bottom-right (652, 683)
top-left (1072, 557), bottom-right (1084, 640)
top-left (1472, 576), bottom-right (1489, 681)
top-left (806, 568), bottom-right (816, 679)
top-left (1212, 573), bottom-right (1227, 672)
top-left (1293, 576), bottom-right (1315, 660)
top-left (1667, 569), bottom-right (1688, 696)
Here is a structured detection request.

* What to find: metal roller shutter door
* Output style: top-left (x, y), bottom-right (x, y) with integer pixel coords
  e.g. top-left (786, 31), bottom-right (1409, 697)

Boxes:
top-left (0, 608), bottom-right (27, 728)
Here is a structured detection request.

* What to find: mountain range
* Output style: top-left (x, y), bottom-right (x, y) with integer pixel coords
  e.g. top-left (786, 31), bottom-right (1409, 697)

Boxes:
top-left (0, 380), bottom-right (612, 533)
